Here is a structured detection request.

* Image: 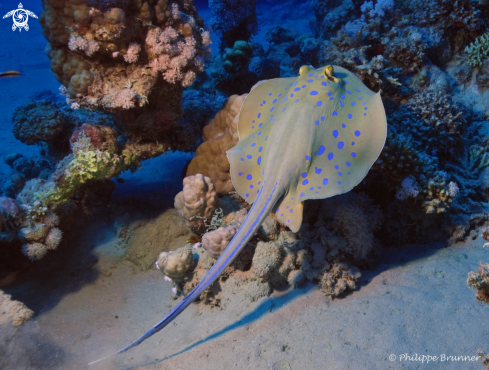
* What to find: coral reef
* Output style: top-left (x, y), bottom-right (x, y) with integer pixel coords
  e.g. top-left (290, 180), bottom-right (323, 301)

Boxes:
top-left (318, 263), bottom-right (361, 297)
top-left (40, 0), bottom-right (209, 145)
top-left (0, 290), bottom-right (34, 326)
top-left (209, 0), bottom-right (258, 49)
top-left (202, 224), bottom-right (238, 259)
top-left (174, 174), bottom-right (220, 233)
top-left (186, 94), bottom-right (246, 195)
top-left (467, 262), bottom-right (489, 303)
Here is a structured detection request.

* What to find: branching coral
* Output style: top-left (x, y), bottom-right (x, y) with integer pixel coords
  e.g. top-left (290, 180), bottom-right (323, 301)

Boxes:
top-left (465, 32), bottom-right (489, 68)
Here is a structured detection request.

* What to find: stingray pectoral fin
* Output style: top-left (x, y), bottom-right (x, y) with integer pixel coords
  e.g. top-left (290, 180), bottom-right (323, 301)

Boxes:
top-left (89, 182), bottom-right (283, 365)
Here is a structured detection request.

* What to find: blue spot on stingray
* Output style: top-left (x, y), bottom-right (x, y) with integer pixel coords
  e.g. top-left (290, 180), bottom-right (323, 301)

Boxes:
top-left (344, 80), bottom-right (349, 84)
top-left (330, 97), bottom-right (334, 100)
top-left (335, 165), bottom-right (339, 169)
top-left (315, 120), bottom-right (319, 125)
top-left (268, 93), bottom-right (272, 96)
top-left (341, 94), bottom-right (345, 99)
top-left (287, 220), bottom-right (290, 224)
top-left (315, 167), bottom-right (322, 174)
top-left (273, 99), bottom-right (277, 103)
top-left (305, 155), bottom-right (311, 160)
top-left (252, 126), bottom-right (255, 129)
top-left (346, 161), bottom-right (351, 166)
top-left (258, 131), bottom-right (262, 135)
top-left (348, 113), bottom-right (353, 119)
top-left (260, 104), bottom-right (262, 107)
top-left (332, 111), bottom-right (338, 116)
top-left (351, 152), bottom-right (357, 157)
top-left (328, 152), bottom-right (334, 160)
top-left (263, 100), bottom-right (266, 104)
top-left (328, 92), bottom-right (332, 96)
top-left (348, 172), bottom-right (351, 175)
top-left (238, 172), bottom-right (243, 176)
top-left (250, 184), bottom-right (254, 189)
top-left (245, 193), bottom-right (249, 197)
top-left (258, 181), bottom-right (261, 185)
top-left (355, 130), bottom-right (361, 136)
top-left (258, 113), bottom-right (261, 118)
top-left (308, 79), bottom-right (314, 83)
top-left (347, 90), bottom-right (351, 94)
top-left (323, 178), bottom-right (329, 185)
top-left (257, 156), bottom-right (262, 165)
top-left (278, 93), bottom-right (282, 97)
top-left (318, 186), bottom-right (322, 189)
top-left (301, 172), bottom-right (307, 178)
top-left (352, 141), bottom-right (355, 146)
top-left (340, 101), bottom-right (344, 108)
top-left (280, 213), bottom-right (284, 217)
top-left (294, 82), bottom-right (298, 85)
top-left (240, 158), bottom-right (244, 161)
top-left (356, 89), bottom-right (361, 92)
top-left (294, 87), bottom-right (300, 92)
top-left (309, 187), bottom-right (314, 191)
top-left (264, 136), bottom-right (268, 141)
top-left (290, 93), bottom-right (294, 97)
top-left (318, 145), bottom-right (326, 155)
top-left (252, 136), bottom-right (255, 139)
top-left (302, 179), bottom-right (309, 186)
top-left (338, 172), bottom-right (342, 176)
top-left (290, 209), bottom-right (294, 213)
top-left (359, 96), bottom-right (363, 100)
top-left (295, 99), bottom-right (299, 103)
top-left (332, 129), bottom-right (338, 138)
top-left (282, 107), bottom-right (286, 112)
top-left (247, 155), bottom-right (252, 159)
top-left (363, 101), bottom-right (367, 105)
top-left (286, 206), bottom-right (289, 209)
top-left (315, 74), bottom-right (318, 77)
top-left (308, 73), bottom-right (313, 76)
top-left (342, 123), bottom-right (346, 128)
top-left (302, 85), bottom-right (306, 88)
top-left (276, 208), bottom-right (279, 212)
top-left (317, 101), bottom-right (323, 106)
top-left (338, 181), bottom-right (342, 185)
top-left (259, 123), bottom-right (263, 127)
top-left (310, 90), bottom-right (318, 95)
top-left (364, 113), bottom-right (367, 116)
top-left (270, 107), bottom-right (275, 112)
top-left (351, 102), bottom-right (356, 106)
top-left (251, 143), bottom-right (256, 147)
top-left (338, 141), bottom-right (344, 149)
top-left (300, 192), bottom-right (305, 197)
top-left (246, 174), bottom-right (252, 180)
top-left (252, 120), bottom-right (255, 123)
top-left (364, 107), bottom-right (368, 110)
top-left (321, 81), bottom-right (327, 86)
top-left (258, 146), bottom-right (263, 152)
top-left (321, 116), bottom-right (325, 121)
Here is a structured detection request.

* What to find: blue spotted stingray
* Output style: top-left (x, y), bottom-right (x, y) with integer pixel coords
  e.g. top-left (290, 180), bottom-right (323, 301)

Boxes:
top-left (89, 65), bottom-right (387, 365)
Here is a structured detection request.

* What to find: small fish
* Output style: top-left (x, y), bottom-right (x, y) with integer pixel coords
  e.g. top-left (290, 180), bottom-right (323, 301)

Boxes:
top-left (0, 71), bottom-right (21, 78)
top-left (89, 65), bottom-right (387, 365)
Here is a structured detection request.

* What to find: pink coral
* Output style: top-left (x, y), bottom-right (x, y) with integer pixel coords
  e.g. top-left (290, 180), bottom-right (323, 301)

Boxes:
top-left (22, 243), bottom-right (48, 261)
top-left (123, 43), bottom-right (141, 63)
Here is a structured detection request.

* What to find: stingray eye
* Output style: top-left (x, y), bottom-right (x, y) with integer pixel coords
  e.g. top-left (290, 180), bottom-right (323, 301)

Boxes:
top-left (299, 65), bottom-right (312, 76)
top-left (324, 65), bottom-right (334, 76)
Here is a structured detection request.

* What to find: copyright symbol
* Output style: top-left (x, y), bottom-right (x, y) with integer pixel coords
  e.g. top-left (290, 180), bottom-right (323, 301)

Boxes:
top-left (389, 354), bottom-right (396, 361)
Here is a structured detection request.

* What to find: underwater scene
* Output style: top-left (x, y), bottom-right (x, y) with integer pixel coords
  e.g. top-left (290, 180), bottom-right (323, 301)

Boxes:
top-left (1, 0), bottom-right (489, 368)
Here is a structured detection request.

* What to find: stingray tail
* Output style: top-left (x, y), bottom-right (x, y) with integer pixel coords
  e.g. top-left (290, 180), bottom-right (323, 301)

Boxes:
top-left (89, 181), bottom-right (282, 365)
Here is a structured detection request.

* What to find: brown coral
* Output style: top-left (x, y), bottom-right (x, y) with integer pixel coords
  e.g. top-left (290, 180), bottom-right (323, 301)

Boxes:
top-left (186, 94), bottom-right (247, 195)
top-left (202, 224), bottom-right (239, 259)
top-left (174, 174), bottom-right (220, 233)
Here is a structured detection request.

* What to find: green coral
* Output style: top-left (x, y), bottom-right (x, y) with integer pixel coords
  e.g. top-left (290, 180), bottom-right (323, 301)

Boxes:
top-left (465, 32), bottom-right (489, 68)
top-left (34, 131), bottom-right (165, 206)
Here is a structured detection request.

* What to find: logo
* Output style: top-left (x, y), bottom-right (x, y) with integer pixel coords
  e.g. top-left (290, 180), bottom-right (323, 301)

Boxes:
top-left (3, 3), bottom-right (38, 32)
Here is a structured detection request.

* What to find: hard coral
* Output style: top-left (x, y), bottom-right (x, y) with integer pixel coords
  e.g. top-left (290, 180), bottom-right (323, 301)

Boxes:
top-left (174, 174), bottom-right (220, 233)
top-left (202, 224), bottom-right (238, 259)
top-left (156, 244), bottom-right (194, 280)
top-left (12, 100), bottom-right (66, 145)
top-left (187, 94), bottom-right (246, 195)
top-left (467, 262), bottom-right (489, 303)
